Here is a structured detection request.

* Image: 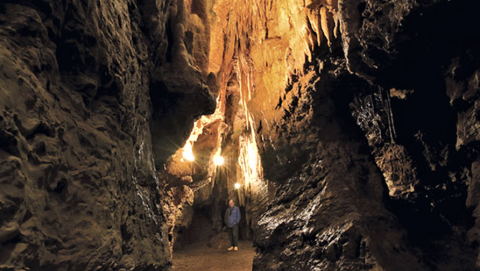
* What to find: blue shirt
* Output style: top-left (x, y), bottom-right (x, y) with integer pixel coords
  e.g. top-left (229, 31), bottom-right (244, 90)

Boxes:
top-left (225, 206), bottom-right (241, 228)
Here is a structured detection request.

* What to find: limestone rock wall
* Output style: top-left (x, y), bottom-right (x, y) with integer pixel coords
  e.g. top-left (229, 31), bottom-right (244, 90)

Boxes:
top-left (0, 0), bottom-right (214, 270)
top-left (251, 59), bottom-right (433, 269)
top-left (251, 0), bottom-right (480, 270)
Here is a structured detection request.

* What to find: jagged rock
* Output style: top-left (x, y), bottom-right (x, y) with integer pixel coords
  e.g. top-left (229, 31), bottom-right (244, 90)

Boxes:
top-left (246, 0), bottom-right (480, 270)
top-left (254, 70), bottom-right (428, 270)
top-left (0, 0), bottom-right (214, 270)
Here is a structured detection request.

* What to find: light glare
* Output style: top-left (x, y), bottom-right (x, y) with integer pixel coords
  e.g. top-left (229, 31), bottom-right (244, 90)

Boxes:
top-left (182, 142), bottom-right (195, 162)
top-left (213, 155), bottom-right (224, 166)
top-left (234, 183), bottom-right (241, 189)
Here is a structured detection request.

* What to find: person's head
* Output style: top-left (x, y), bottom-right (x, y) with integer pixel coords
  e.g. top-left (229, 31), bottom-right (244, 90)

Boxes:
top-left (228, 199), bottom-right (234, 208)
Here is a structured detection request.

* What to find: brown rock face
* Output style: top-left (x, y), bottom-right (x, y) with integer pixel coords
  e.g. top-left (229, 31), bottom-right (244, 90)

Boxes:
top-left (250, 0), bottom-right (480, 270)
top-left (0, 0), bottom-right (214, 270)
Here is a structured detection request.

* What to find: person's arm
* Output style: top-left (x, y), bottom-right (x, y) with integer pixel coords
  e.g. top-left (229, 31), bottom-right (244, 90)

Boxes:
top-left (236, 207), bottom-right (241, 225)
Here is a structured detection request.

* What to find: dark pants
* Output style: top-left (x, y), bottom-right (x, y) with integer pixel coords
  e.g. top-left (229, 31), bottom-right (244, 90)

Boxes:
top-left (228, 224), bottom-right (239, 247)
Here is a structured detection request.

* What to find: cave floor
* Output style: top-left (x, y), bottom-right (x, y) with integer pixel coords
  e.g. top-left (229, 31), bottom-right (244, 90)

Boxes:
top-left (173, 240), bottom-right (255, 271)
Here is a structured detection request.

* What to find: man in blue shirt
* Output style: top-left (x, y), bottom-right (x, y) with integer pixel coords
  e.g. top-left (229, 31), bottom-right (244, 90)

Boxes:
top-left (224, 199), bottom-right (241, 251)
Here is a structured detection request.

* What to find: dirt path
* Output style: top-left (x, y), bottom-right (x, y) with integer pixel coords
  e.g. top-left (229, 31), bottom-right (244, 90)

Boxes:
top-left (173, 241), bottom-right (255, 271)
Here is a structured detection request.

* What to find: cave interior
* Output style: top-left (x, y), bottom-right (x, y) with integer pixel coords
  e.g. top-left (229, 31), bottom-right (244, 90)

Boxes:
top-left (1, 0), bottom-right (480, 270)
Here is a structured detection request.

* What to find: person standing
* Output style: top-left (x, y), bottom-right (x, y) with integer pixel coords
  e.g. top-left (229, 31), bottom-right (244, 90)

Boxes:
top-left (224, 199), bottom-right (241, 251)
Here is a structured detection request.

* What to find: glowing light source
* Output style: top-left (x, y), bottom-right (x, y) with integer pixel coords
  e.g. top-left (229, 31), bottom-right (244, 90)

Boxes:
top-left (182, 142), bottom-right (195, 162)
top-left (234, 183), bottom-right (241, 190)
top-left (213, 155), bottom-right (224, 166)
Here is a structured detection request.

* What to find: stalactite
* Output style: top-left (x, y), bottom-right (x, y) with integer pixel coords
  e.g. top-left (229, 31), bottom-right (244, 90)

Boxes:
top-left (384, 87), bottom-right (397, 143)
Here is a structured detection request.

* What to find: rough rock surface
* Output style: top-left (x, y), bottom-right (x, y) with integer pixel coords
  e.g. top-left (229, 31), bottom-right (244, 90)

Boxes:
top-left (0, 0), bottom-right (214, 270)
top-left (254, 67), bottom-right (475, 270)
top-left (152, 0), bottom-right (480, 268)
top-left (247, 0), bottom-right (480, 270)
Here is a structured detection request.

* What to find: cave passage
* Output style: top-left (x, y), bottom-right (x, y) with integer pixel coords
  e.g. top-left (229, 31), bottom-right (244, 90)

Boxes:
top-left (1, 0), bottom-right (480, 270)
